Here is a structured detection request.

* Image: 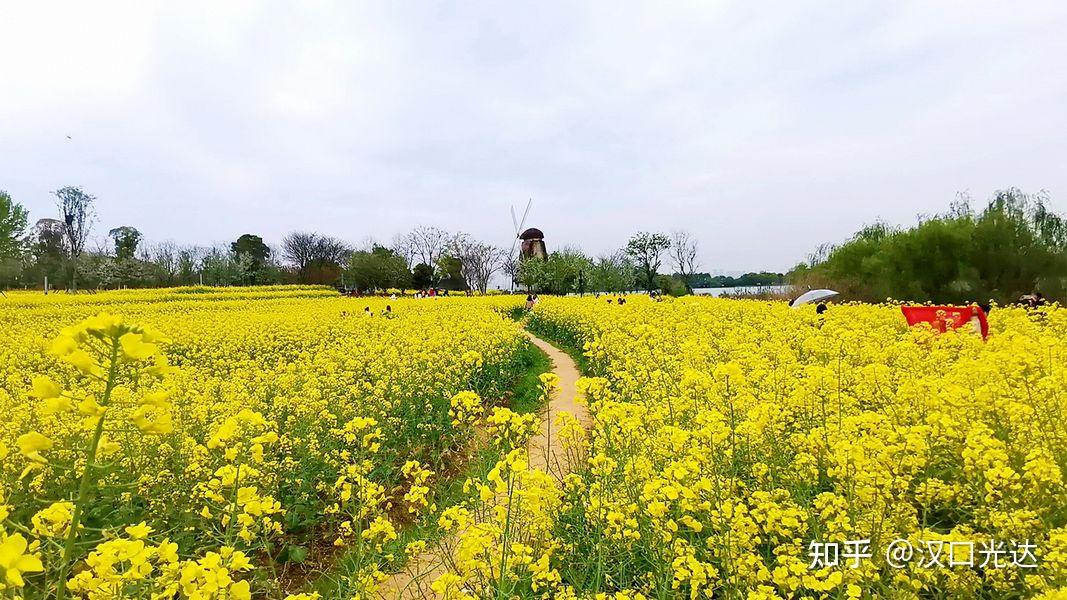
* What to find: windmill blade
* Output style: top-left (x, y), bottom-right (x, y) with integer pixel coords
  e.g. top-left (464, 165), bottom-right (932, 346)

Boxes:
top-left (517, 198), bottom-right (532, 235)
top-left (509, 204), bottom-right (521, 256)
top-left (510, 198), bottom-right (533, 257)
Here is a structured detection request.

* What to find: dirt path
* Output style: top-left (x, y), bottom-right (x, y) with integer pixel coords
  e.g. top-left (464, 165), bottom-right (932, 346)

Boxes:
top-left (375, 331), bottom-right (588, 599)
top-left (522, 332), bottom-right (586, 478)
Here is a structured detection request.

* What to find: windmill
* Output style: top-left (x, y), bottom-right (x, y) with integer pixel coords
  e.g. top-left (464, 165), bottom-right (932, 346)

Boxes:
top-left (506, 199), bottom-right (533, 292)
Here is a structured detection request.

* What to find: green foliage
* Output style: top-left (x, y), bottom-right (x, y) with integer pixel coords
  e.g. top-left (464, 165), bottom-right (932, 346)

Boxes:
top-left (690, 272), bottom-right (785, 288)
top-left (229, 234), bottom-right (276, 285)
top-left (23, 219), bottom-right (66, 288)
top-left (588, 252), bottom-right (636, 293)
top-left (231, 234), bottom-right (270, 265)
top-left (108, 226), bottom-right (142, 260)
top-left (657, 274), bottom-right (688, 297)
top-left (0, 191), bottom-right (29, 287)
top-left (518, 248), bottom-right (593, 295)
top-left (411, 262), bottom-right (435, 289)
top-left (436, 254), bottom-right (466, 291)
top-left (346, 246), bottom-right (412, 292)
top-left (0, 190), bottom-right (28, 260)
top-left (625, 232), bottom-right (671, 292)
top-left (797, 188), bottom-right (1067, 303)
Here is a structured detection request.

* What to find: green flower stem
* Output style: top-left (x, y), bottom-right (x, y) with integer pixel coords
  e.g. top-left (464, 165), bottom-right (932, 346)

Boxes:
top-left (56, 337), bottom-right (120, 600)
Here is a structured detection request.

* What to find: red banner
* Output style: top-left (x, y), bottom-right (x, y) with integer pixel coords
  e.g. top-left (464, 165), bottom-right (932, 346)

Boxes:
top-left (901, 305), bottom-right (988, 339)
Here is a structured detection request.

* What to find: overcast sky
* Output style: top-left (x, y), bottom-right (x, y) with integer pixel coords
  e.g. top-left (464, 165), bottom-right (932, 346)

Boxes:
top-left (2, 1), bottom-right (1066, 272)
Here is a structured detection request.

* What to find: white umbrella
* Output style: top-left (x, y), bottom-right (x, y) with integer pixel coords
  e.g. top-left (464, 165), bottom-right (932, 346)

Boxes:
top-left (790, 289), bottom-right (839, 308)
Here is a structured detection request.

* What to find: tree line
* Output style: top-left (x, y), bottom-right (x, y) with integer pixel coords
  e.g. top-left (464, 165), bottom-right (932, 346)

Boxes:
top-left (514, 230), bottom-right (703, 295)
top-left (790, 188), bottom-right (1067, 304)
top-left (688, 272), bottom-right (786, 289)
top-left (0, 187), bottom-right (710, 295)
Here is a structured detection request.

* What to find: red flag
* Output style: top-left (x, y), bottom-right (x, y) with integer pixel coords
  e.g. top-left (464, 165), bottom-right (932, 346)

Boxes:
top-left (901, 305), bottom-right (988, 340)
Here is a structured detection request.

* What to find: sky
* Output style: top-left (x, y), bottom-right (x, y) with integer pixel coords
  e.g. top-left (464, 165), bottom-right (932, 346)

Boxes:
top-left (2, 1), bottom-right (1066, 273)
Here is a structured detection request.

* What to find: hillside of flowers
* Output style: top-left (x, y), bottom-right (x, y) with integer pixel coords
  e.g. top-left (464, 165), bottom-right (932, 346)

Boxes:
top-left (0, 288), bottom-right (526, 598)
top-left (477, 296), bottom-right (1067, 599)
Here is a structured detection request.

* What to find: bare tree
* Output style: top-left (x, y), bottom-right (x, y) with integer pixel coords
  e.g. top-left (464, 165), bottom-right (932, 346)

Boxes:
top-left (451, 233), bottom-right (506, 294)
top-left (348, 236), bottom-right (373, 253)
top-left (390, 232), bottom-right (416, 268)
top-left (148, 241), bottom-right (181, 285)
top-left (282, 231), bottom-right (350, 283)
top-left (670, 230), bottom-right (699, 291)
top-left (54, 186), bottom-right (96, 290)
top-left (177, 245), bottom-right (206, 284)
top-left (501, 253), bottom-right (520, 292)
top-left (404, 226), bottom-right (450, 273)
top-left (314, 235), bottom-right (351, 265)
top-left (281, 232), bottom-right (319, 279)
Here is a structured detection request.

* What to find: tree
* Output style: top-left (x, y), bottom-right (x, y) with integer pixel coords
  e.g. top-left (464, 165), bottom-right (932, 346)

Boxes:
top-left (0, 191), bottom-right (28, 287)
top-left (109, 226), bottom-right (142, 260)
top-left (669, 230), bottom-right (699, 292)
top-left (282, 231), bottom-right (350, 284)
top-left (796, 188), bottom-right (1067, 303)
top-left (518, 248), bottom-right (593, 295)
top-left (411, 263), bottom-right (434, 289)
top-left (230, 234), bottom-right (274, 284)
top-left (436, 255), bottom-right (467, 291)
top-left (590, 250), bottom-right (636, 293)
top-left (232, 234), bottom-right (270, 265)
top-left (0, 190), bottom-right (28, 259)
top-left (625, 231), bottom-right (671, 292)
top-left (399, 226), bottom-right (451, 278)
top-left (501, 253), bottom-right (520, 292)
top-left (176, 245), bottom-right (205, 285)
top-left (450, 234), bottom-right (506, 294)
top-left (146, 241), bottom-right (180, 286)
top-left (307, 235), bottom-right (350, 284)
top-left (281, 231), bottom-right (318, 279)
top-left (690, 272), bottom-right (785, 288)
top-left (55, 186), bottom-right (96, 290)
top-left (29, 219), bottom-right (66, 287)
top-left (346, 246), bottom-right (411, 292)
top-left (390, 232), bottom-right (416, 268)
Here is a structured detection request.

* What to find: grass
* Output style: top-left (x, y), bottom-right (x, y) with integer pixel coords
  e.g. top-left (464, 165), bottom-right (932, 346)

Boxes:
top-left (310, 338), bottom-right (551, 596)
top-left (523, 317), bottom-right (592, 376)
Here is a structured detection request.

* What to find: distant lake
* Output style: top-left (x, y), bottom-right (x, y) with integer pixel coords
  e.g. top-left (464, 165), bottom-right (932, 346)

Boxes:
top-left (693, 285), bottom-right (793, 297)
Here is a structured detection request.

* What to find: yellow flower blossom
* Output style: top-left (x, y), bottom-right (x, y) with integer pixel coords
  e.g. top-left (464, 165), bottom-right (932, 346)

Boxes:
top-left (0, 533), bottom-right (44, 587)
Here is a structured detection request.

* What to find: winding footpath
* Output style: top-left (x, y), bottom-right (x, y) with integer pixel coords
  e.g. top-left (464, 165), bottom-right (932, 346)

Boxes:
top-left (375, 330), bottom-right (588, 599)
